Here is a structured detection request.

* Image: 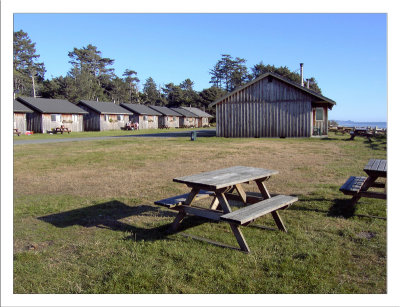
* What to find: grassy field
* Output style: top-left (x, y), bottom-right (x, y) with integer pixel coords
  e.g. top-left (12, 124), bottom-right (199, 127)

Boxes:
top-left (13, 132), bottom-right (387, 294)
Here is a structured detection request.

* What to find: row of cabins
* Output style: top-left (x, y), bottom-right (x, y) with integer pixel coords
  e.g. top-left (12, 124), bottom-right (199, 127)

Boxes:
top-left (14, 72), bottom-right (336, 137)
top-left (13, 97), bottom-right (212, 133)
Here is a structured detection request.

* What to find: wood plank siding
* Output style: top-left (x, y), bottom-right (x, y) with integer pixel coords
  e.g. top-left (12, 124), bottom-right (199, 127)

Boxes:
top-left (26, 113), bottom-right (84, 133)
top-left (130, 114), bottom-right (159, 129)
top-left (216, 78), bottom-right (314, 137)
top-left (14, 113), bottom-right (28, 133)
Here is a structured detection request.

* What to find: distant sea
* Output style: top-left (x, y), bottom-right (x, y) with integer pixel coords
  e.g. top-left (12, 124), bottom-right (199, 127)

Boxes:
top-left (334, 120), bottom-right (387, 129)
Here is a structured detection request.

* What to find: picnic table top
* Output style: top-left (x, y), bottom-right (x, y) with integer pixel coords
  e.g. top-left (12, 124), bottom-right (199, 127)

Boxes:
top-left (173, 166), bottom-right (278, 190)
top-left (363, 159), bottom-right (387, 177)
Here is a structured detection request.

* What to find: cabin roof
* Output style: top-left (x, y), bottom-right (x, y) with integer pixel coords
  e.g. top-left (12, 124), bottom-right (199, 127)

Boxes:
top-left (170, 107), bottom-right (198, 118)
top-left (147, 105), bottom-right (182, 116)
top-left (120, 103), bottom-right (162, 116)
top-left (16, 97), bottom-right (88, 114)
top-left (209, 72), bottom-right (336, 107)
top-left (181, 106), bottom-right (213, 118)
top-left (14, 99), bottom-right (34, 113)
top-left (78, 100), bottom-right (133, 115)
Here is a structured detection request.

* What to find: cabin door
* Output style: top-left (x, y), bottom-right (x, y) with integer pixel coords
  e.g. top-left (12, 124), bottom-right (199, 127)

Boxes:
top-left (312, 107), bottom-right (327, 135)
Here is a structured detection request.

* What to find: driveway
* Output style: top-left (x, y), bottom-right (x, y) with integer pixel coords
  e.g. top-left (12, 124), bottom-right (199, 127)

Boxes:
top-left (13, 129), bottom-right (217, 145)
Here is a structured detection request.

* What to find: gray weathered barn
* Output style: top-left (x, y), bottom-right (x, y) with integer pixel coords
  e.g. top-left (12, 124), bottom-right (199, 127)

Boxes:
top-left (120, 103), bottom-right (162, 129)
top-left (16, 97), bottom-right (87, 133)
top-left (147, 105), bottom-right (181, 128)
top-left (170, 107), bottom-right (198, 128)
top-left (78, 100), bottom-right (133, 131)
top-left (180, 107), bottom-right (213, 127)
top-left (209, 72), bottom-right (336, 137)
top-left (14, 99), bottom-right (33, 133)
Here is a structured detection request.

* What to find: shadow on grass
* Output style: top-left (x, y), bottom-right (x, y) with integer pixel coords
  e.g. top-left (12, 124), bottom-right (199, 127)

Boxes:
top-left (38, 200), bottom-right (211, 242)
top-left (289, 198), bottom-right (357, 219)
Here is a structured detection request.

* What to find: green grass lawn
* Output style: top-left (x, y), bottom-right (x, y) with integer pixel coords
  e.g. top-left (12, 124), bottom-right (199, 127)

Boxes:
top-left (13, 127), bottom-right (212, 140)
top-left (12, 132), bottom-right (387, 294)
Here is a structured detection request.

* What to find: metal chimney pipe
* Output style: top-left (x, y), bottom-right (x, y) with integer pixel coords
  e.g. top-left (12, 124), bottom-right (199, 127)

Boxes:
top-left (306, 79), bottom-right (310, 89)
top-left (300, 63), bottom-right (304, 86)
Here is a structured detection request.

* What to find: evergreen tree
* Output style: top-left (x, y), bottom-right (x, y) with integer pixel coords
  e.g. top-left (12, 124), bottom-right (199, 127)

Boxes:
top-left (13, 30), bottom-right (46, 97)
top-left (143, 77), bottom-right (162, 105)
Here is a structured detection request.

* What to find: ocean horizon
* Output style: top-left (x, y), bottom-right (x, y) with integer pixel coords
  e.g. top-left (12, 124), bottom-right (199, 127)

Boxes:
top-left (333, 120), bottom-right (387, 129)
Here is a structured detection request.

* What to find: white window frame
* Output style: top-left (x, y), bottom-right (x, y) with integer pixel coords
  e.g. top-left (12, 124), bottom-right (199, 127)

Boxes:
top-left (72, 114), bottom-right (78, 122)
top-left (315, 108), bottom-right (324, 121)
top-left (153, 116), bottom-right (157, 121)
top-left (117, 114), bottom-right (124, 121)
top-left (104, 114), bottom-right (109, 121)
top-left (143, 115), bottom-right (148, 121)
top-left (51, 114), bottom-right (61, 122)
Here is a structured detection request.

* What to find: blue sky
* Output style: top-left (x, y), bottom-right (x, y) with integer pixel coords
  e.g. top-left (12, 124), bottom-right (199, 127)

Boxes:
top-left (13, 13), bottom-right (387, 121)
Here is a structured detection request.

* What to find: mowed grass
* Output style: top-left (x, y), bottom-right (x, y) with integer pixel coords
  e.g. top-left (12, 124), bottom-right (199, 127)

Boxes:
top-left (13, 132), bottom-right (387, 293)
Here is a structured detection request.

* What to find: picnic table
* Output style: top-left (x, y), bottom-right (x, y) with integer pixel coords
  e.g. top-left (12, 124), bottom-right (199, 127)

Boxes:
top-left (14, 128), bottom-right (21, 136)
top-left (123, 122), bottom-right (139, 130)
top-left (340, 159), bottom-right (387, 205)
top-left (349, 127), bottom-right (373, 141)
top-left (155, 166), bottom-right (298, 253)
top-left (53, 126), bottom-right (71, 134)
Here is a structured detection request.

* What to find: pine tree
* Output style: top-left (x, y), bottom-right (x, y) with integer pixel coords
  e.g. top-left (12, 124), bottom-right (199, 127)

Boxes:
top-left (13, 30), bottom-right (46, 97)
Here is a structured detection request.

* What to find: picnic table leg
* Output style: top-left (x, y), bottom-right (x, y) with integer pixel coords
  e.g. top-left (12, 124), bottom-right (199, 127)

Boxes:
top-left (169, 187), bottom-right (200, 232)
top-left (256, 177), bottom-right (288, 231)
top-left (255, 178), bottom-right (271, 199)
top-left (350, 175), bottom-right (378, 206)
top-left (216, 190), bottom-right (250, 253)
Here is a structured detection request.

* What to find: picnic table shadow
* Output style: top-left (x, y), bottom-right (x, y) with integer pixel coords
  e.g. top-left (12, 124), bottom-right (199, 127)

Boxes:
top-left (38, 200), bottom-right (213, 242)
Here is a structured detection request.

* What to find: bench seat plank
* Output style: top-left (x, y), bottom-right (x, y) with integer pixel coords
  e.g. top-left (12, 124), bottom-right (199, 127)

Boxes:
top-left (339, 176), bottom-right (367, 195)
top-left (154, 190), bottom-right (214, 208)
top-left (220, 195), bottom-right (298, 225)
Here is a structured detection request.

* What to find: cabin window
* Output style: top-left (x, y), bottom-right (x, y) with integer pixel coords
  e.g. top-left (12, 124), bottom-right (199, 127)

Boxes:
top-left (104, 114), bottom-right (109, 121)
top-left (117, 114), bottom-right (124, 121)
top-left (173, 116), bottom-right (176, 121)
top-left (51, 114), bottom-right (61, 122)
top-left (316, 108), bottom-right (324, 121)
top-left (72, 114), bottom-right (78, 122)
top-left (143, 115), bottom-right (148, 121)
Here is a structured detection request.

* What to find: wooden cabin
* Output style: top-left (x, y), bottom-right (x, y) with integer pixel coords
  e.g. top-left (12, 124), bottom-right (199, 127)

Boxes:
top-left (170, 107), bottom-right (198, 128)
top-left (209, 72), bottom-right (336, 137)
top-left (180, 107), bottom-right (213, 128)
top-left (14, 99), bottom-right (33, 133)
top-left (147, 105), bottom-right (181, 128)
top-left (16, 97), bottom-right (87, 133)
top-left (120, 103), bottom-right (162, 129)
top-left (77, 100), bottom-right (133, 131)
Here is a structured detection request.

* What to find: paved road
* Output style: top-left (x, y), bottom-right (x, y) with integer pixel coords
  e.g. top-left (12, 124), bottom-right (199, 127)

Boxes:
top-left (13, 129), bottom-right (217, 145)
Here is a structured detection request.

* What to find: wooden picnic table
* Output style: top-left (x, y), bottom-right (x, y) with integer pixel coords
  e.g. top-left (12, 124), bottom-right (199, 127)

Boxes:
top-left (340, 159), bottom-right (387, 205)
top-left (14, 128), bottom-right (21, 136)
top-left (155, 166), bottom-right (298, 253)
top-left (53, 126), bottom-right (71, 134)
top-left (349, 128), bottom-right (373, 141)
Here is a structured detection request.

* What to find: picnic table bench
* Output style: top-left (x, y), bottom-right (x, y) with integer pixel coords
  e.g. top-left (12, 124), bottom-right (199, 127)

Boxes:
top-left (340, 159), bottom-right (387, 206)
top-left (155, 166), bottom-right (298, 253)
top-left (122, 122), bottom-right (139, 130)
top-left (14, 128), bottom-right (21, 136)
top-left (53, 126), bottom-right (71, 134)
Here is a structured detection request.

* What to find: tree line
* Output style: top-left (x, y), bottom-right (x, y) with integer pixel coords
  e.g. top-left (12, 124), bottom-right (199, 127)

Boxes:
top-left (13, 29), bottom-right (323, 118)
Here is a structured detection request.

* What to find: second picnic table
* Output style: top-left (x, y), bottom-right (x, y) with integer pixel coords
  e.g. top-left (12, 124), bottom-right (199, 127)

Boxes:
top-left (155, 166), bottom-right (298, 253)
top-left (340, 159), bottom-right (387, 205)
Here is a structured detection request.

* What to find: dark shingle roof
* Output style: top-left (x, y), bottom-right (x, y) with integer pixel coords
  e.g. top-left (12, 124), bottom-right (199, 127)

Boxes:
top-left (121, 103), bottom-right (162, 116)
top-left (17, 97), bottom-right (88, 114)
top-left (209, 72), bottom-right (336, 107)
top-left (181, 107), bottom-right (213, 118)
top-left (78, 100), bottom-right (133, 115)
top-left (147, 105), bottom-right (182, 116)
top-left (170, 107), bottom-right (198, 118)
top-left (14, 100), bottom-right (33, 113)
